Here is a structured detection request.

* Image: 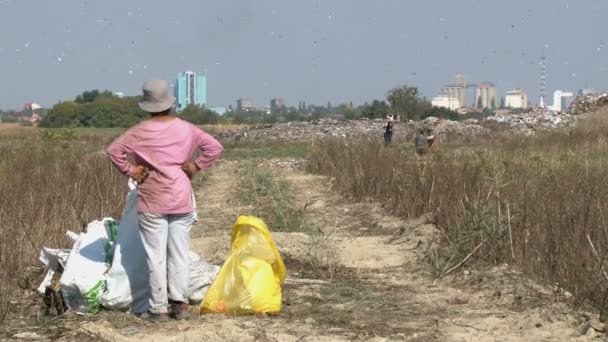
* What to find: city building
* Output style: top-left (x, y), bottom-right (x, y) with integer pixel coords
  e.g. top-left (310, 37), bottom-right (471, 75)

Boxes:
top-left (431, 95), bottom-right (461, 111)
top-left (442, 74), bottom-right (467, 108)
top-left (23, 102), bottom-right (41, 111)
top-left (504, 89), bottom-right (529, 109)
top-left (113, 92), bottom-right (126, 98)
top-left (550, 90), bottom-right (574, 112)
top-left (236, 98), bottom-right (255, 112)
top-left (474, 82), bottom-right (497, 109)
top-left (270, 98), bottom-right (285, 113)
top-left (209, 107), bottom-right (227, 116)
top-left (175, 71), bottom-right (206, 111)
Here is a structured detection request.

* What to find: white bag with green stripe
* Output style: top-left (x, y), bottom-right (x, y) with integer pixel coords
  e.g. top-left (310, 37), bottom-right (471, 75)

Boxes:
top-left (59, 217), bottom-right (118, 314)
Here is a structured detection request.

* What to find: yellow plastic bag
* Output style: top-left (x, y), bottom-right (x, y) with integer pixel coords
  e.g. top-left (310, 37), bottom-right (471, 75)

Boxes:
top-left (201, 216), bottom-right (286, 315)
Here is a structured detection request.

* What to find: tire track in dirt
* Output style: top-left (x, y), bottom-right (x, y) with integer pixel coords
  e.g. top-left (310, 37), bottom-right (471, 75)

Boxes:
top-left (81, 160), bottom-right (603, 341)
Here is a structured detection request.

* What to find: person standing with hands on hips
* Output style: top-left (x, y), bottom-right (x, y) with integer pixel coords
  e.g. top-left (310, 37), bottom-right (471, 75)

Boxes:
top-left (107, 80), bottom-right (223, 321)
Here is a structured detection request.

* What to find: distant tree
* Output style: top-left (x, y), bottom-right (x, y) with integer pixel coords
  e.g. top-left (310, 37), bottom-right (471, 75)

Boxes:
top-left (500, 96), bottom-right (506, 109)
top-left (179, 105), bottom-right (220, 125)
top-left (39, 101), bottom-right (81, 127)
top-left (477, 96), bottom-right (483, 109)
top-left (0, 115), bottom-right (18, 123)
top-left (361, 99), bottom-right (390, 119)
top-left (491, 97), bottom-right (496, 110)
top-left (327, 101), bottom-right (332, 111)
top-left (40, 95), bottom-right (146, 128)
top-left (386, 85), bottom-right (423, 120)
top-left (482, 107), bottom-right (495, 117)
top-left (75, 89), bottom-right (113, 104)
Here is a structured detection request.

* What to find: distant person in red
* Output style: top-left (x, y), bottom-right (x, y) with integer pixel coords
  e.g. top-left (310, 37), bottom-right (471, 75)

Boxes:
top-left (107, 80), bottom-right (223, 321)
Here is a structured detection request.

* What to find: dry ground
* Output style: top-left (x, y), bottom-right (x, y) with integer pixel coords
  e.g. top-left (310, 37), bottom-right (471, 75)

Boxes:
top-left (12, 158), bottom-right (605, 341)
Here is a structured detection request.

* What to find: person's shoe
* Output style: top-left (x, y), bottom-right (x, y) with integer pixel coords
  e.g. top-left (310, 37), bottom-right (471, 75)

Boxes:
top-left (170, 301), bottom-right (190, 320)
top-left (140, 311), bottom-right (170, 323)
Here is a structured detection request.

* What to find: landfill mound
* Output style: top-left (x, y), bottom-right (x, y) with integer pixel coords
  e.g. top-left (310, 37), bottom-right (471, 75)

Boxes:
top-left (483, 107), bottom-right (577, 132)
top-left (216, 111), bottom-right (578, 144)
top-left (216, 94), bottom-right (608, 144)
top-left (568, 92), bottom-right (608, 115)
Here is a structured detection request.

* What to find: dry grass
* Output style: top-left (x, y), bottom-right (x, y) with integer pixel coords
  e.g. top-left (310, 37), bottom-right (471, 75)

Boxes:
top-left (0, 129), bottom-right (124, 325)
top-left (307, 108), bottom-right (608, 309)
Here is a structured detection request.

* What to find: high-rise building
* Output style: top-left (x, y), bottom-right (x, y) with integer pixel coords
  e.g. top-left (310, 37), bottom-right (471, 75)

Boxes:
top-left (236, 98), bottom-right (255, 112)
top-left (442, 74), bottom-right (467, 108)
top-left (474, 82), bottom-right (497, 109)
top-left (431, 95), bottom-right (460, 111)
top-left (175, 71), bottom-right (206, 111)
top-left (551, 90), bottom-right (574, 112)
top-left (505, 89), bottom-right (529, 109)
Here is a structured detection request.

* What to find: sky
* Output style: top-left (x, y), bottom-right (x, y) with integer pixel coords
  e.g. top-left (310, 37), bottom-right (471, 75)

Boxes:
top-left (0, 0), bottom-right (607, 110)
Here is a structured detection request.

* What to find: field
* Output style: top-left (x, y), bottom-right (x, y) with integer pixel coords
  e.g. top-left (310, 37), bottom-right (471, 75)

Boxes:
top-left (1, 115), bottom-right (607, 341)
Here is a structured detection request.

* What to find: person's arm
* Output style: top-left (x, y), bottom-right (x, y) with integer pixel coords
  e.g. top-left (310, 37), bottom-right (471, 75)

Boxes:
top-left (106, 130), bottom-right (137, 177)
top-left (193, 129), bottom-right (224, 170)
top-left (182, 127), bottom-right (224, 178)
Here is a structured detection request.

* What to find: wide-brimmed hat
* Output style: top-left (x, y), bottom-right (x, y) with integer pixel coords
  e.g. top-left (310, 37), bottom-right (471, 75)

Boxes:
top-left (138, 80), bottom-right (176, 113)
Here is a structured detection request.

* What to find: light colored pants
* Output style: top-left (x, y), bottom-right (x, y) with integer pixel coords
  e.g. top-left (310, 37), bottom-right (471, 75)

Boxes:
top-left (138, 212), bottom-right (193, 314)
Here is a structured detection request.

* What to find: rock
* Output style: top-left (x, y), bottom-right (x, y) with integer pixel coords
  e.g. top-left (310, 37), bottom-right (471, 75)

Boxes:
top-left (304, 317), bottom-right (317, 324)
top-left (13, 332), bottom-right (41, 340)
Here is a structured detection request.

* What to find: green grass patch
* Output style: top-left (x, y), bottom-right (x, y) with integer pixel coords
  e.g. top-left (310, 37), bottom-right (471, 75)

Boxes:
top-left (235, 163), bottom-right (308, 232)
top-left (223, 142), bottom-right (309, 160)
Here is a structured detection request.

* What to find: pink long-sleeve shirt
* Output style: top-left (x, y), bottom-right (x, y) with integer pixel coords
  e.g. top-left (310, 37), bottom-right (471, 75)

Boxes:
top-left (107, 117), bottom-right (223, 214)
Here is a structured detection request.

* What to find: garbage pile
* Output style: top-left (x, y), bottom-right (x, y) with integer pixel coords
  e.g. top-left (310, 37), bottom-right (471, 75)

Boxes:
top-left (218, 119), bottom-right (385, 142)
top-left (400, 117), bottom-right (491, 142)
top-left (484, 107), bottom-right (577, 130)
top-left (568, 93), bottom-right (608, 115)
top-left (215, 106), bottom-right (600, 145)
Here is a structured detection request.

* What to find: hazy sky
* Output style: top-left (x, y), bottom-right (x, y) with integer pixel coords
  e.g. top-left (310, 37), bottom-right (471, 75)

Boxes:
top-left (0, 0), bottom-right (607, 109)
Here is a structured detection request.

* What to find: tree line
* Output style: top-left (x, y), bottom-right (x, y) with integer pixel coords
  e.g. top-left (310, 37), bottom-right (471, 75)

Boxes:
top-left (35, 85), bottom-right (487, 128)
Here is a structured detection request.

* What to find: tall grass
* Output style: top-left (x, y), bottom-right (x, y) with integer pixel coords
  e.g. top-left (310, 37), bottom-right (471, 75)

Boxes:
top-left (0, 130), bottom-right (124, 324)
top-left (308, 109), bottom-right (608, 309)
top-left (235, 164), bottom-right (308, 232)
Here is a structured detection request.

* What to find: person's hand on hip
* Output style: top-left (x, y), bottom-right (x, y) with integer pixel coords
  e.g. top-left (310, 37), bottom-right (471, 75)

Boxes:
top-left (131, 165), bottom-right (150, 184)
top-left (182, 162), bottom-right (199, 180)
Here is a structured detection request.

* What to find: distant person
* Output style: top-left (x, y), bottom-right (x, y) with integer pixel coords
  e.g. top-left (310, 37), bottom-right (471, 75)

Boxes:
top-left (384, 116), bottom-right (394, 147)
top-left (415, 128), bottom-right (428, 156)
top-left (107, 80), bottom-right (223, 322)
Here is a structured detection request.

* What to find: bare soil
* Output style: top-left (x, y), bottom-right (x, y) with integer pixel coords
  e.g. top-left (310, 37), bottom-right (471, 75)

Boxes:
top-left (7, 159), bottom-right (605, 341)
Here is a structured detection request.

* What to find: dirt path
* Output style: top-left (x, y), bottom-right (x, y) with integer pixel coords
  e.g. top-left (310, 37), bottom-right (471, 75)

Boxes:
top-left (81, 160), bottom-right (604, 341)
